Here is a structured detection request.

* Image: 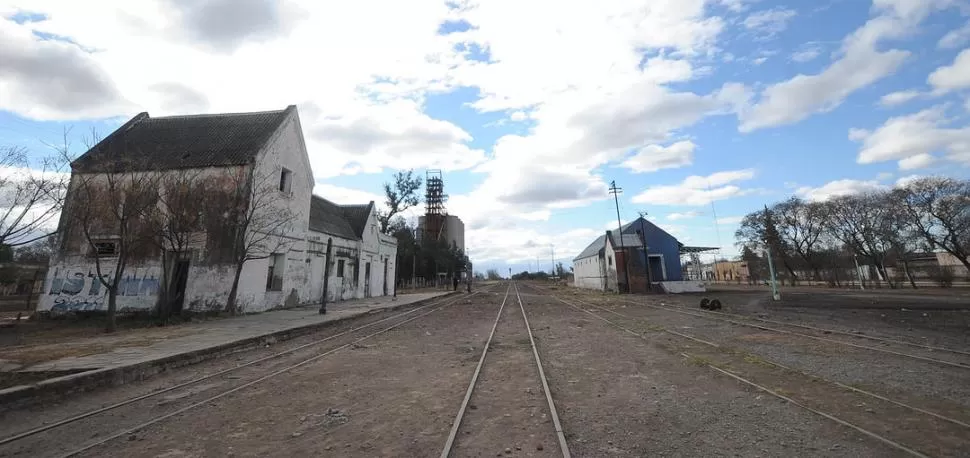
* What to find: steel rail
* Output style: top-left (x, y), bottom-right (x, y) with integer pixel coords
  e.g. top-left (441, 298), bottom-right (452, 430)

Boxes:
top-left (566, 295), bottom-right (970, 430)
top-left (56, 291), bottom-right (477, 458)
top-left (0, 290), bottom-right (485, 447)
top-left (624, 296), bottom-right (970, 358)
top-left (551, 295), bottom-right (931, 458)
top-left (514, 282), bottom-right (571, 458)
top-left (612, 297), bottom-right (970, 370)
top-left (440, 283), bottom-right (511, 458)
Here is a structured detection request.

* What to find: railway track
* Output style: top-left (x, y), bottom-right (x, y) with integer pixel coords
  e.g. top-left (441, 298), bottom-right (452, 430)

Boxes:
top-left (611, 296), bottom-right (970, 370)
top-left (629, 297), bottom-right (970, 358)
top-left (0, 287), bottom-right (496, 458)
top-left (441, 281), bottom-right (570, 458)
top-left (550, 292), bottom-right (970, 458)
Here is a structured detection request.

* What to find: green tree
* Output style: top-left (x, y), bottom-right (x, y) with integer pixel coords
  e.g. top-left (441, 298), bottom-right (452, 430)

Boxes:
top-left (377, 170), bottom-right (423, 234)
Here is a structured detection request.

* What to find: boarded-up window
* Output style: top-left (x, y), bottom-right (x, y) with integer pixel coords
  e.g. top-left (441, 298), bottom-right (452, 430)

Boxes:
top-left (336, 259), bottom-right (345, 277)
top-left (266, 254), bottom-right (284, 291)
top-left (93, 241), bottom-right (118, 257)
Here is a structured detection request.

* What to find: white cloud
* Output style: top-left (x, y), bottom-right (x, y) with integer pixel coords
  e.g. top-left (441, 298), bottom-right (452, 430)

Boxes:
top-left (938, 23), bottom-right (970, 48)
top-left (897, 153), bottom-right (936, 170)
top-left (879, 90), bottom-right (922, 107)
top-left (796, 179), bottom-right (887, 201)
top-left (737, 0), bottom-right (958, 132)
top-left (667, 210), bottom-right (704, 220)
top-left (791, 47), bottom-right (820, 62)
top-left (604, 220), bottom-right (628, 230)
top-left (312, 183), bottom-right (383, 206)
top-left (928, 49), bottom-right (970, 94)
top-left (851, 106), bottom-right (970, 167)
top-left (753, 57), bottom-right (768, 65)
top-left (876, 171), bottom-right (894, 181)
top-left (632, 169), bottom-right (756, 206)
top-left (715, 216), bottom-right (744, 225)
top-left (1, 0), bottom-right (491, 178)
top-left (716, 0), bottom-right (747, 13)
top-left (621, 140), bottom-right (695, 173)
top-left (306, 100), bottom-right (486, 177)
top-left (743, 8), bottom-right (796, 37)
top-left (895, 174), bottom-right (924, 187)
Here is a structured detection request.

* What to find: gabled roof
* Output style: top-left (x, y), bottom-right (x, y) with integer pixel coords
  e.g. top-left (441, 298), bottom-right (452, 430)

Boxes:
top-left (340, 203), bottom-right (374, 239)
top-left (574, 235), bottom-right (606, 261)
top-left (72, 106), bottom-right (295, 173)
top-left (309, 195), bottom-right (359, 240)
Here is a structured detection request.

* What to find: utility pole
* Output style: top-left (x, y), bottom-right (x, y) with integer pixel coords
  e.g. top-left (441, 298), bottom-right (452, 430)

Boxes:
top-left (638, 211), bottom-right (653, 292)
top-left (763, 205), bottom-right (780, 301)
top-left (319, 238), bottom-right (333, 314)
top-left (765, 244), bottom-right (781, 301)
top-left (609, 181), bottom-right (630, 293)
top-left (550, 244), bottom-right (556, 276)
top-left (853, 253), bottom-right (865, 290)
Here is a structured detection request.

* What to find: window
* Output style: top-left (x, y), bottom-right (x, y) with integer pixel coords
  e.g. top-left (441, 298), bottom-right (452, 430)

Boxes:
top-left (336, 259), bottom-right (345, 277)
top-left (608, 256), bottom-right (613, 266)
top-left (278, 167), bottom-right (293, 193)
top-left (93, 241), bottom-right (118, 257)
top-left (266, 254), bottom-right (284, 291)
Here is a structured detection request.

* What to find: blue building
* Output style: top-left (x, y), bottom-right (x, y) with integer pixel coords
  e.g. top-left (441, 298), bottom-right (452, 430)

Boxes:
top-left (573, 217), bottom-right (683, 293)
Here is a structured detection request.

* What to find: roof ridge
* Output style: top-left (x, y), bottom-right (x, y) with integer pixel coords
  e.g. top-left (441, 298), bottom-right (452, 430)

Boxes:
top-left (148, 108), bottom-right (287, 120)
top-left (311, 194), bottom-right (339, 206)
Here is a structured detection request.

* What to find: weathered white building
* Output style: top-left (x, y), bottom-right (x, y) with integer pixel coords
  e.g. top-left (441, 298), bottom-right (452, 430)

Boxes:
top-left (41, 106), bottom-right (396, 315)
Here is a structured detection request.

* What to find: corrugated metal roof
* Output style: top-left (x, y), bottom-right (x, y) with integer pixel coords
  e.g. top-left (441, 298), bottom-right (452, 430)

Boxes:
top-left (72, 107), bottom-right (293, 173)
top-left (608, 231), bottom-right (644, 248)
top-left (574, 235), bottom-right (605, 261)
top-left (309, 195), bottom-right (358, 240)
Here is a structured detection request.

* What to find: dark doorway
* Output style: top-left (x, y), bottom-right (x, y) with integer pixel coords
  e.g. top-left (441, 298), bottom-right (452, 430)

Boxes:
top-left (648, 256), bottom-right (664, 282)
top-left (364, 262), bottom-right (372, 298)
top-left (169, 258), bottom-right (191, 314)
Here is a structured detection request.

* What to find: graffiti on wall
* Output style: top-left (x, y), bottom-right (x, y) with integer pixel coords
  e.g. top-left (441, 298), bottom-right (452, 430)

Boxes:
top-left (46, 267), bottom-right (160, 312)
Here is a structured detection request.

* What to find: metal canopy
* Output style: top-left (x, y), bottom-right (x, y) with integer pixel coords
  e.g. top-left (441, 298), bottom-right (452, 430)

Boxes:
top-left (680, 245), bottom-right (720, 254)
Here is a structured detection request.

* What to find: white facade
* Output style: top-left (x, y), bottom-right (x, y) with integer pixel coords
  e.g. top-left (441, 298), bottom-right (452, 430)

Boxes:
top-left (40, 107), bottom-right (396, 315)
top-left (571, 234), bottom-right (619, 292)
top-left (572, 255), bottom-right (604, 290)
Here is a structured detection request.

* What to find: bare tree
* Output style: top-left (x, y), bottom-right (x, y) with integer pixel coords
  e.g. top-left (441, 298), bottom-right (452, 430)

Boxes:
top-left (377, 169), bottom-right (423, 233)
top-left (146, 169), bottom-right (211, 320)
top-left (222, 167), bottom-right (298, 315)
top-left (898, 177), bottom-right (970, 274)
top-left (736, 206), bottom-right (799, 283)
top-left (820, 193), bottom-right (896, 288)
top-left (773, 197), bottom-right (828, 281)
top-left (69, 164), bottom-right (161, 332)
top-left (0, 146), bottom-right (69, 248)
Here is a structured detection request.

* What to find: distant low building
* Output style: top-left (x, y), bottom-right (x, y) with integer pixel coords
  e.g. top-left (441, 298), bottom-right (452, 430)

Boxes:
top-left (572, 217), bottom-right (683, 293)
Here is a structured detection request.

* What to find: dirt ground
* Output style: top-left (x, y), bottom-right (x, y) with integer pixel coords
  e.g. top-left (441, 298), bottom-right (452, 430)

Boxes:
top-left (1, 281), bottom-right (967, 457)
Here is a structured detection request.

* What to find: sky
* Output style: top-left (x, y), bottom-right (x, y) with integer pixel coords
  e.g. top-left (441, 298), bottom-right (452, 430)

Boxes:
top-left (2, 0), bottom-right (970, 275)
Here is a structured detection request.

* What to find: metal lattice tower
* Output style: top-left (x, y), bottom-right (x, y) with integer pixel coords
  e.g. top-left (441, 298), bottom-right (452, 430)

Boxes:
top-left (424, 170), bottom-right (448, 241)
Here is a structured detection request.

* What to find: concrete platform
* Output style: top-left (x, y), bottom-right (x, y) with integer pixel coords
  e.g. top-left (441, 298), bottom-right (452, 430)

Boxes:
top-left (0, 292), bottom-right (453, 405)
